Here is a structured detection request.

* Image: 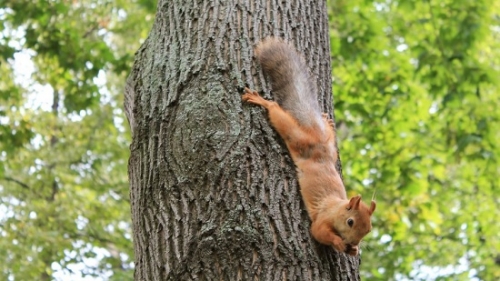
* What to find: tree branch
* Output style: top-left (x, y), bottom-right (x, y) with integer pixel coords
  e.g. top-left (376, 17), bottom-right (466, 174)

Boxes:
top-left (2, 176), bottom-right (31, 190)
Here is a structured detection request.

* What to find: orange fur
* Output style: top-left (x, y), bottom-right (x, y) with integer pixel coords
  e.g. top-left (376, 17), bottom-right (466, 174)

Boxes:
top-left (241, 38), bottom-right (376, 256)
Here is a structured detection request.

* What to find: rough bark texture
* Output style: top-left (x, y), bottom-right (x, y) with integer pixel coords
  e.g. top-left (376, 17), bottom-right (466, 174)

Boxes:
top-left (124, 0), bottom-right (361, 280)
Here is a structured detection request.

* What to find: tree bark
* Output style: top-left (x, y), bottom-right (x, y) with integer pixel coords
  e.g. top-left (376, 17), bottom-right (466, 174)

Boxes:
top-left (124, 0), bottom-right (361, 280)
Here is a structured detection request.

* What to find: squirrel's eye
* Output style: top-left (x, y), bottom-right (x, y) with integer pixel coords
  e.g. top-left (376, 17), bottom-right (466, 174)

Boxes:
top-left (347, 218), bottom-right (354, 227)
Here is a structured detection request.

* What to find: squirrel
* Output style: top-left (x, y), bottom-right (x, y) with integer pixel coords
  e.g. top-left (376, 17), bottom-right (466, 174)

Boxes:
top-left (242, 37), bottom-right (376, 256)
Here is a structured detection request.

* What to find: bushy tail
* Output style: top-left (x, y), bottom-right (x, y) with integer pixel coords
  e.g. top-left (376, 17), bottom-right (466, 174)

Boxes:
top-left (254, 37), bottom-right (322, 129)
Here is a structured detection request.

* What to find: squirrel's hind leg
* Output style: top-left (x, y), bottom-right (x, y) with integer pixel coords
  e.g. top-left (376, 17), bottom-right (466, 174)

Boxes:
top-left (322, 113), bottom-right (335, 130)
top-left (242, 88), bottom-right (313, 155)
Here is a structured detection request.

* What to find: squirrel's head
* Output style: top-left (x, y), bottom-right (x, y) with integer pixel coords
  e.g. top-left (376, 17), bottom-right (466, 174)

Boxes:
top-left (333, 195), bottom-right (376, 256)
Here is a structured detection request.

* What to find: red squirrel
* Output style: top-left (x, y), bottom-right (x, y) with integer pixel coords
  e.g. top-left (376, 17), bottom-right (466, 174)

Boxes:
top-left (242, 37), bottom-right (376, 256)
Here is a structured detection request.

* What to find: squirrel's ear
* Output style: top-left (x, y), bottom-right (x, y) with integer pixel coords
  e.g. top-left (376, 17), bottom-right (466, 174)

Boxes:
top-left (369, 200), bottom-right (376, 215)
top-left (348, 195), bottom-right (362, 210)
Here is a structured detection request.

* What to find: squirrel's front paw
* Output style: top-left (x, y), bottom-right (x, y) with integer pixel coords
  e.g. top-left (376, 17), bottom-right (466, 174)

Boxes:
top-left (331, 236), bottom-right (346, 253)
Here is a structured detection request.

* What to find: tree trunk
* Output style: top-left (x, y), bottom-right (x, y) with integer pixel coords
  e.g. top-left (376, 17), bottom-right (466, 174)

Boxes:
top-left (124, 0), bottom-right (361, 280)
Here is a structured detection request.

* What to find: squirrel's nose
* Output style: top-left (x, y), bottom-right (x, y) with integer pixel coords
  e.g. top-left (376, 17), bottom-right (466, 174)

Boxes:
top-left (345, 244), bottom-right (359, 256)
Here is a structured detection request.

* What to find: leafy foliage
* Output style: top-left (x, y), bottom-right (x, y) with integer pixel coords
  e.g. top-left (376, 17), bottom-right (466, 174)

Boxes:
top-left (329, 0), bottom-right (500, 280)
top-left (0, 0), bottom-right (154, 280)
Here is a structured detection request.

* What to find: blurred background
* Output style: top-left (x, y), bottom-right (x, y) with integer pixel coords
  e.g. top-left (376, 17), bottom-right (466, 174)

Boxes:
top-left (0, 0), bottom-right (498, 280)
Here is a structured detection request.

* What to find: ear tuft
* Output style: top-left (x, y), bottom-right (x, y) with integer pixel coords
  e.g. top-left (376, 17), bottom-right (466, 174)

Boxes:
top-left (369, 200), bottom-right (376, 215)
top-left (348, 195), bottom-right (362, 210)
